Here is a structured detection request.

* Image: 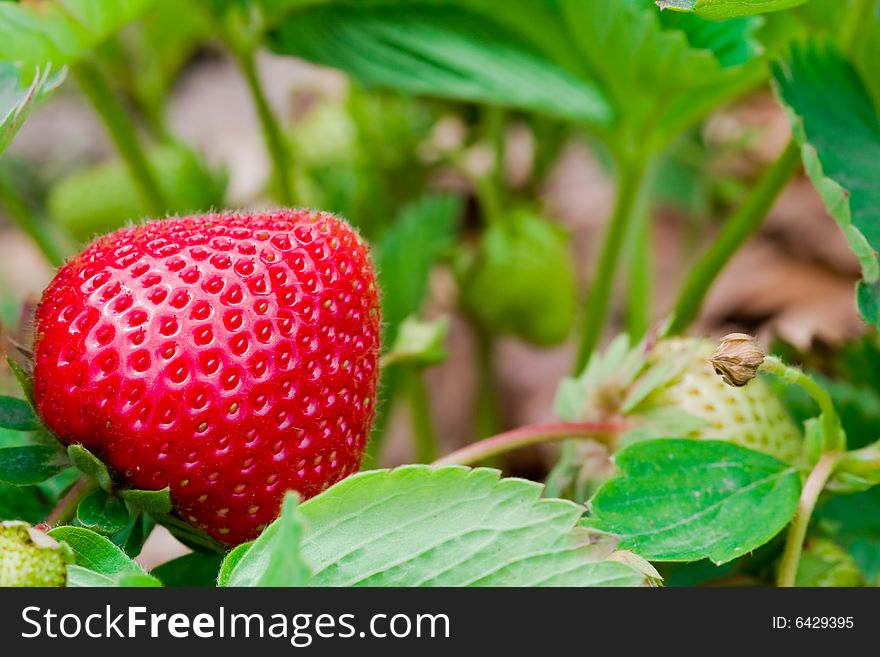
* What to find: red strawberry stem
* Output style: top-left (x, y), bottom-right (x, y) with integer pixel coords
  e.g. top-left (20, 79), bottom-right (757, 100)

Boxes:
top-left (45, 475), bottom-right (98, 527)
top-left (777, 452), bottom-right (840, 588)
top-left (432, 421), bottom-right (624, 467)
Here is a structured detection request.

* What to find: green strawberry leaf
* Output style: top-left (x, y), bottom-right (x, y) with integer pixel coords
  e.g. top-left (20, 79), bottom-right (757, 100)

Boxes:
top-left (221, 493), bottom-right (310, 587)
top-left (0, 395), bottom-right (39, 431)
top-left (772, 40), bottom-right (880, 329)
top-left (105, 511), bottom-right (153, 558)
top-left (268, 2), bottom-right (612, 127)
top-left (118, 487), bottom-right (172, 515)
top-left (0, 468), bottom-right (80, 523)
top-left (6, 357), bottom-right (34, 407)
top-left (68, 444), bottom-right (113, 492)
top-left (560, 0), bottom-right (764, 143)
top-left (299, 466), bottom-right (647, 586)
top-left (817, 486), bottom-right (880, 585)
top-left (0, 445), bottom-right (70, 485)
top-left (76, 489), bottom-right (131, 536)
top-left (0, 0), bottom-right (157, 70)
top-left (49, 525), bottom-right (160, 587)
top-left (152, 552), bottom-right (224, 587)
top-left (588, 439), bottom-right (801, 564)
top-left (216, 541), bottom-right (252, 587)
top-left (0, 63), bottom-right (65, 156)
top-left (656, 0), bottom-right (809, 18)
top-left (151, 512), bottom-right (228, 554)
top-left (376, 194), bottom-right (460, 345)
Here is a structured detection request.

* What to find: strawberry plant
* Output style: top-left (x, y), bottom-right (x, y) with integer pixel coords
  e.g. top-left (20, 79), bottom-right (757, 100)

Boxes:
top-left (0, 0), bottom-right (879, 590)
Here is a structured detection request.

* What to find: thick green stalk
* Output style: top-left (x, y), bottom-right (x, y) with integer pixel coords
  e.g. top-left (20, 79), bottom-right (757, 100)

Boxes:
top-left (235, 49), bottom-right (295, 206)
top-left (668, 141), bottom-right (801, 334)
top-left (777, 453), bottom-right (838, 587)
top-left (575, 156), bottom-right (649, 372)
top-left (474, 329), bottom-right (502, 442)
top-left (0, 173), bottom-right (66, 266)
top-left (404, 368), bottom-right (439, 463)
top-left (73, 61), bottom-right (166, 216)
top-left (626, 191), bottom-right (652, 341)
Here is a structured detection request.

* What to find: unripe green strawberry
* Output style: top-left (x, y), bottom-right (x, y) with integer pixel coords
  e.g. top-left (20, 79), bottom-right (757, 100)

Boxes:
top-left (49, 143), bottom-right (226, 242)
top-left (0, 522), bottom-right (72, 587)
top-left (794, 538), bottom-right (863, 587)
top-left (459, 211), bottom-right (576, 346)
top-left (643, 338), bottom-right (802, 463)
top-left (555, 335), bottom-right (802, 464)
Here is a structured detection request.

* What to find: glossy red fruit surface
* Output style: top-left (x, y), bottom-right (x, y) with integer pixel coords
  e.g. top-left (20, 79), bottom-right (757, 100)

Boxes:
top-left (32, 210), bottom-right (380, 545)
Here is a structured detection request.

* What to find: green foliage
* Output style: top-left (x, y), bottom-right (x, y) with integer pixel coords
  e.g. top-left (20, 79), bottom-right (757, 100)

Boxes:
top-left (220, 466), bottom-right (650, 587)
top-left (49, 143), bottom-right (226, 241)
top-left (221, 493), bottom-right (310, 587)
top-left (0, 395), bottom-right (38, 431)
top-left (152, 552), bottom-right (224, 587)
top-left (381, 316), bottom-right (448, 369)
top-left (773, 40), bottom-right (880, 329)
top-left (0, 0), bottom-right (156, 69)
top-left (816, 487), bottom-right (880, 584)
top-left (657, 0), bottom-right (809, 18)
top-left (0, 445), bottom-right (70, 485)
top-left (459, 212), bottom-right (576, 346)
top-left (588, 440), bottom-right (802, 564)
top-left (377, 194), bottom-right (461, 345)
top-left (0, 63), bottom-right (65, 155)
top-left (76, 489), bottom-right (130, 535)
top-left (269, 2), bottom-right (612, 126)
top-left (49, 525), bottom-right (161, 587)
top-left (68, 444), bottom-right (113, 492)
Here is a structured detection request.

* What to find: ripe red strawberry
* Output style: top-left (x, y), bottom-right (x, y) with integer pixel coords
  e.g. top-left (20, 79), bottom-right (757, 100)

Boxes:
top-left (32, 210), bottom-right (380, 545)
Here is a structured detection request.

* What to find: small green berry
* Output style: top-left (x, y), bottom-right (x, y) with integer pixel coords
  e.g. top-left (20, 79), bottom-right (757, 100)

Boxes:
top-left (0, 521), bottom-right (72, 587)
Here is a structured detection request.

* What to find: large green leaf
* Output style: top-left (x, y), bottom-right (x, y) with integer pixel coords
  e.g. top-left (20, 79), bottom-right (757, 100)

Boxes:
top-left (296, 466), bottom-right (647, 586)
top-left (0, 63), bottom-right (64, 155)
top-left (657, 0), bottom-right (809, 18)
top-left (268, 2), bottom-right (612, 126)
top-left (49, 525), bottom-right (161, 587)
top-left (561, 0), bottom-right (763, 143)
top-left (0, 0), bottom-right (156, 69)
top-left (773, 41), bottom-right (880, 328)
top-left (588, 439), bottom-right (802, 564)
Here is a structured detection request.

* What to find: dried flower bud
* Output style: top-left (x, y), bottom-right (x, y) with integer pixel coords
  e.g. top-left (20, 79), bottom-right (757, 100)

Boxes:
top-left (711, 333), bottom-right (765, 387)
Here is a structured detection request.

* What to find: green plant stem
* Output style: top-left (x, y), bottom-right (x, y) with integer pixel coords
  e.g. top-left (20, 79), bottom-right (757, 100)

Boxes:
top-left (761, 356), bottom-right (844, 451)
top-left (432, 421), bottom-right (623, 467)
top-left (404, 368), bottom-right (438, 463)
top-left (777, 452), bottom-right (839, 587)
top-left (474, 329), bottom-right (501, 442)
top-left (841, 0), bottom-right (879, 57)
top-left (362, 364), bottom-right (401, 469)
top-left (73, 61), bottom-right (166, 216)
top-left (626, 198), bottom-right (652, 341)
top-left (0, 173), bottom-right (66, 266)
top-left (234, 48), bottom-right (295, 206)
top-left (668, 141), bottom-right (801, 334)
top-left (575, 156), bottom-right (649, 372)
top-left (45, 475), bottom-right (97, 527)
